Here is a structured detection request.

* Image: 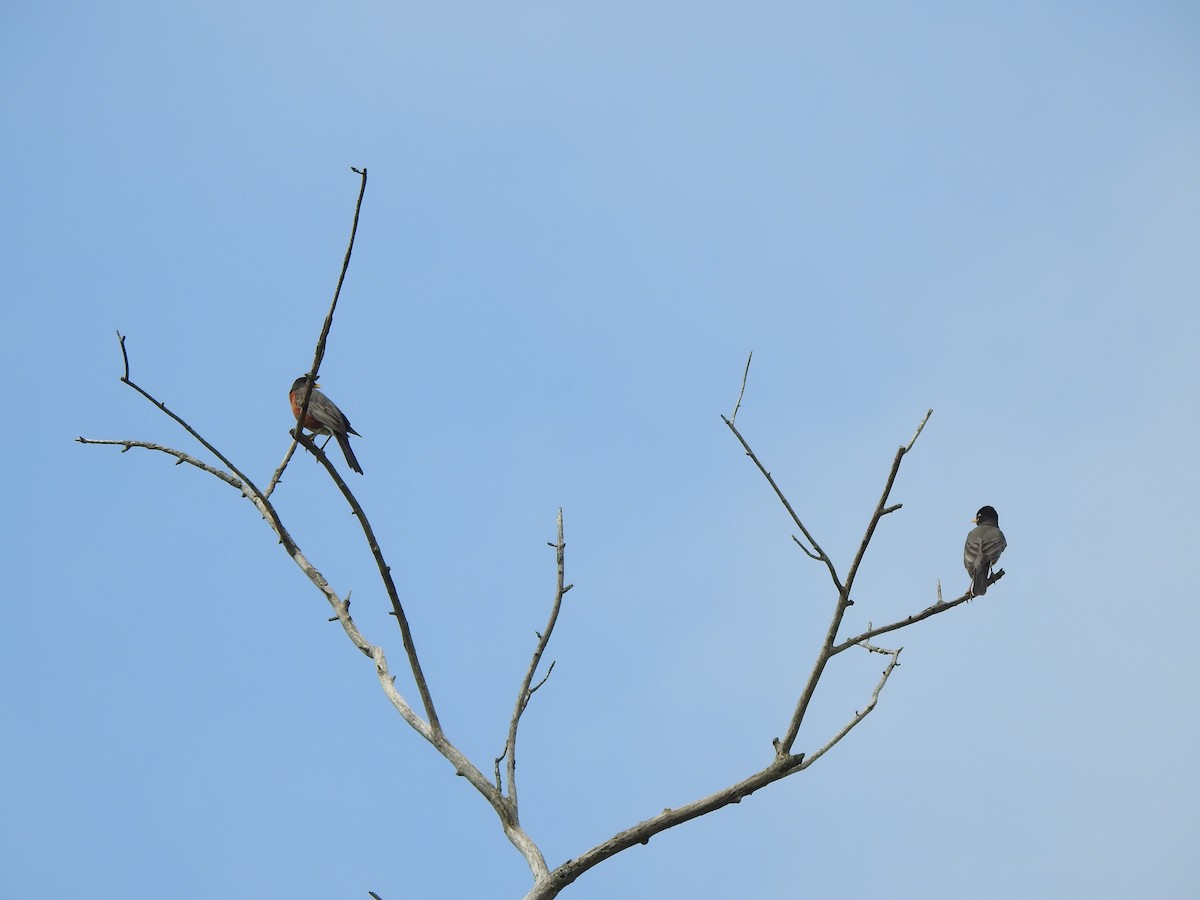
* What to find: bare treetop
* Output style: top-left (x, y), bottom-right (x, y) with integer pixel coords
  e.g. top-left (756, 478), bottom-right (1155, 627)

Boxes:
top-left (78, 177), bottom-right (1005, 900)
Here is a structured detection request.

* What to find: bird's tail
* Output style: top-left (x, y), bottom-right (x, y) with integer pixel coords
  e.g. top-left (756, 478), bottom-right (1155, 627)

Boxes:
top-left (335, 432), bottom-right (363, 475)
top-left (972, 569), bottom-right (989, 596)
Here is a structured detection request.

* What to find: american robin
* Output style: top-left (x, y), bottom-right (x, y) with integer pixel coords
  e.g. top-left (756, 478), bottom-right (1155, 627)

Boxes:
top-left (963, 505), bottom-right (1006, 596)
top-left (289, 376), bottom-right (363, 475)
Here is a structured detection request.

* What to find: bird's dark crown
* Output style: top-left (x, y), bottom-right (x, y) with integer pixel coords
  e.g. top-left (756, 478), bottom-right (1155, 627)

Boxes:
top-left (975, 505), bottom-right (1000, 524)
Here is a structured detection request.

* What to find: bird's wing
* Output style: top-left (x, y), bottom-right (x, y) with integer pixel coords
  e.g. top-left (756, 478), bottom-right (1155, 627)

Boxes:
top-left (964, 527), bottom-right (984, 574)
top-left (308, 391), bottom-right (346, 434)
top-left (979, 528), bottom-right (1007, 564)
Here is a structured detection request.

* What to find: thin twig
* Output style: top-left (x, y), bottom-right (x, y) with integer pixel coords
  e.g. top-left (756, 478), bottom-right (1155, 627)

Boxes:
top-left (265, 442), bottom-right (301, 498)
top-left (797, 643), bottom-right (901, 771)
top-left (504, 510), bottom-right (570, 814)
top-left (790, 534), bottom-right (821, 560)
top-left (530, 660), bottom-right (556, 694)
top-left (906, 409), bottom-right (933, 452)
top-left (494, 745), bottom-right (508, 792)
top-left (113, 333), bottom-right (264, 497)
top-left (104, 338), bottom-right (299, 555)
top-left (75, 438), bottom-right (247, 489)
top-left (729, 352), bottom-right (752, 425)
top-left (842, 410), bottom-right (933, 602)
top-left (117, 330), bottom-right (131, 380)
top-left (721, 415), bottom-right (843, 592)
top-left (265, 166), bottom-right (369, 499)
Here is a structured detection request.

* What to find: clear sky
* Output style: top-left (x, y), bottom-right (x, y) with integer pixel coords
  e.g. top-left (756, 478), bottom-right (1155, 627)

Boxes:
top-left (3, 3), bottom-right (1198, 898)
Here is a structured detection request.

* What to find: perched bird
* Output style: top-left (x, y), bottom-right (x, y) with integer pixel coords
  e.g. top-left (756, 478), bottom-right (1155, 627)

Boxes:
top-left (964, 505), bottom-right (1006, 596)
top-left (289, 376), bottom-right (363, 474)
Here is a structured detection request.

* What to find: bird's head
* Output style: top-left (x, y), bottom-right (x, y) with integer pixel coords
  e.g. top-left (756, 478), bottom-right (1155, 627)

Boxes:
top-left (291, 375), bottom-right (320, 392)
top-left (974, 505), bottom-right (1000, 525)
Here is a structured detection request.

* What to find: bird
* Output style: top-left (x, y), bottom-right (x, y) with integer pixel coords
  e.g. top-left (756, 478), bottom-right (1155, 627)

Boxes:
top-left (963, 505), bottom-right (1006, 596)
top-left (289, 375), bottom-right (363, 474)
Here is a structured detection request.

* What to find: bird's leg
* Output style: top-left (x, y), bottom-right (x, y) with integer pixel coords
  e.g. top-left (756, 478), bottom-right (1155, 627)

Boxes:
top-left (319, 435), bottom-right (334, 450)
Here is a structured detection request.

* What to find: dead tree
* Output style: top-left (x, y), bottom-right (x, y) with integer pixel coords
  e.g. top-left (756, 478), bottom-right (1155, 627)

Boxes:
top-left (77, 170), bottom-right (1004, 900)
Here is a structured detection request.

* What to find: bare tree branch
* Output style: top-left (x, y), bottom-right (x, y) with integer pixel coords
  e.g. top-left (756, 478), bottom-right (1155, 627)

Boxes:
top-left (798, 641), bottom-right (901, 770)
top-left (791, 533), bottom-right (823, 560)
top-left (525, 403), bottom-right (935, 899)
top-left (81, 358), bottom-right (550, 881)
top-left (80, 173), bottom-right (560, 885)
top-left (264, 440), bottom-right (302, 499)
top-left (292, 430), bottom-right (442, 734)
top-left (265, 166), bottom-right (369, 499)
top-left (501, 510), bottom-right (570, 816)
top-left (831, 569), bottom-right (1005, 655)
top-left (527, 747), bottom-right (807, 899)
top-left (841, 408), bottom-right (933, 603)
top-left (83, 167), bottom-right (992, 900)
top-left (529, 660), bottom-right (557, 695)
top-left (112, 332), bottom-right (265, 497)
top-left (720, 414), bottom-right (843, 592)
top-left (74, 437), bottom-right (246, 488)
top-left (775, 408), bottom-right (933, 755)
top-left (905, 409), bottom-right (932, 452)
top-left (728, 351), bottom-right (753, 425)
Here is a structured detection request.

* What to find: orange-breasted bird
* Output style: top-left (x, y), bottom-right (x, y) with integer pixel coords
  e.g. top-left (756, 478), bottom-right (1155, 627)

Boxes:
top-left (289, 376), bottom-right (363, 475)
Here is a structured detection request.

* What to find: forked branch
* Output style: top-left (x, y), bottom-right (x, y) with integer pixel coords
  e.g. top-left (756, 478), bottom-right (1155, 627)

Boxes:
top-left (775, 407), bottom-right (933, 755)
top-left (83, 173), bottom-right (992, 900)
top-left (831, 568), bottom-right (1005, 655)
top-left (78, 171), bottom-right (560, 884)
top-left (85, 328), bottom-right (549, 881)
top-left (499, 510), bottom-right (571, 814)
top-left (112, 332), bottom-right (263, 497)
top-left (721, 354), bottom-right (843, 592)
top-left (798, 640), bottom-right (902, 770)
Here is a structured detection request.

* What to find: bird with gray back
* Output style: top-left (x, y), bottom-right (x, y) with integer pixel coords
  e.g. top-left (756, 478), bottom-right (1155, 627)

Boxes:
top-left (964, 505), bottom-right (1006, 597)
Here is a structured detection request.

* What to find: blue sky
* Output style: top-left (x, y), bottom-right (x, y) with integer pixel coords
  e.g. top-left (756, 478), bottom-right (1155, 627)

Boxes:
top-left (3, 2), bottom-right (1198, 898)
